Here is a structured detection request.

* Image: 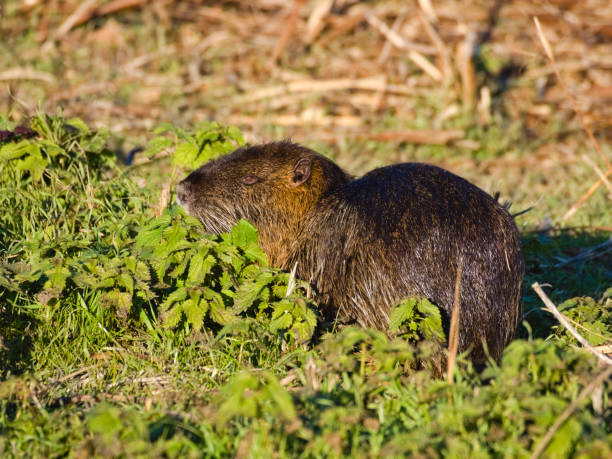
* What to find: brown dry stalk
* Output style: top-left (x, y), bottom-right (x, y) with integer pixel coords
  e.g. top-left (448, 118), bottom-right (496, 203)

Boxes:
top-left (529, 365), bottom-right (612, 459)
top-left (365, 129), bottom-right (463, 145)
top-left (154, 182), bottom-right (171, 217)
top-left (271, 0), bottom-right (306, 65)
top-left (368, 13), bottom-right (442, 80)
top-left (417, 10), bottom-right (452, 83)
top-left (531, 282), bottom-right (612, 366)
top-left (231, 75), bottom-right (415, 105)
top-left (305, 0), bottom-right (333, 43)
top-left (447, 264), bottom-right (462, 383)
top-left (40, 0), bottom-right (147, 52)
top-left (562, 168), bottom-right (612, 222)
top-left (0, 68), bottom-right (55, 84)
top-left (97, 0), bottom-right (147, 17)
top-left (365, 14), bottom-right (437, 54)
top-left (41, 0), bottom-right (97, 52)
top-left (456, 29), bottom-right (476, 107)
top-left (581, 154), bottom-right (612, 196)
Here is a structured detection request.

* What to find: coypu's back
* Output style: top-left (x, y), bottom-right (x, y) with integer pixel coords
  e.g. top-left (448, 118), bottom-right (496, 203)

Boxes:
top-left (288, 163), bottom-right (524, 363)
top-left (178, 142), bottom-right (524, 363)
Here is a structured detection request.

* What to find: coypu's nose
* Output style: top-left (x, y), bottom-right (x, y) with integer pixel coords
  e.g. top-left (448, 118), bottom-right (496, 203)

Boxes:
top-left (175, 181), bottom-right (189, 207)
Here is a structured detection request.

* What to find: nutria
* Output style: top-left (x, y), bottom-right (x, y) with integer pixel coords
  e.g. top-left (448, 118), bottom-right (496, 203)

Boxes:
top-left (176, 141), bottom-right (524, 362)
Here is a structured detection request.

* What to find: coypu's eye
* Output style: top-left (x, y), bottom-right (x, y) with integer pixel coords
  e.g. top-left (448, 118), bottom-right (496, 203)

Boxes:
top-left (241, 175), bottom-right (259, 185)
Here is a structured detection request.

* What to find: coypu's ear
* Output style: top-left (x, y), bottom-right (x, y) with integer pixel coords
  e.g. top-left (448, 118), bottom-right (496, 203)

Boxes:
top-left (291, 157), bottom-right (312, 187)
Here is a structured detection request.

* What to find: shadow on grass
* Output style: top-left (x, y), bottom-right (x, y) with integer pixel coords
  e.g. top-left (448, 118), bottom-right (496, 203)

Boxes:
top-left (0, 294), bottom-right (38, 379)
top-left (519, 229), bottom-right (612, 339)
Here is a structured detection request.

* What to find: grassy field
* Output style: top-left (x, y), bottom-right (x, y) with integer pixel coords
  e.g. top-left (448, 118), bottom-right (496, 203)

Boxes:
top-left (1, 1), bottom-right (611, 457)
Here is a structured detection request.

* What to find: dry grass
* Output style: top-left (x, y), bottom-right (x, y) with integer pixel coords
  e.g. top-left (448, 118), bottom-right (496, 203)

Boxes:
top-left (1, 0), bottom-right (611, 226)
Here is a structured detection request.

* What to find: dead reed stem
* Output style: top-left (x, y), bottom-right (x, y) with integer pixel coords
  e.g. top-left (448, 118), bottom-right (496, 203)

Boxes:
top-left (529, 365), bottom-right (612, 459)
top-left (447, 264), bottom-right (462, 383)
top-left (531, 282), bottom-right (612, 366)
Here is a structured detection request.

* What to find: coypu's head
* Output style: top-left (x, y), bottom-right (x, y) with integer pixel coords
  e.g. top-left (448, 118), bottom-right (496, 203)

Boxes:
top-left (176, 141), bottom-right (351, 263)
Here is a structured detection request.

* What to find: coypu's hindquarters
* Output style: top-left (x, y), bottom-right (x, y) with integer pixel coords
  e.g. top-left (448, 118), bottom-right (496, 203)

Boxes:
top-left (290, 163), bottom-right (524, 363)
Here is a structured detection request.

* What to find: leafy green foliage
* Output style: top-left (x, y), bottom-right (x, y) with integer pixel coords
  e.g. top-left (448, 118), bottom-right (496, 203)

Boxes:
top-left (389, 297), bottom-right (445, 342)
top-left (144, 120), bottom-right (245, 169)
top-left (1, 114), bottom-right (611, 458)
top-left (551, 295), bottom-right (612, 346)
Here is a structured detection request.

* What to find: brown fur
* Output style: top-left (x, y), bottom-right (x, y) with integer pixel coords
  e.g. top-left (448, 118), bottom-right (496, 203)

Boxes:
top-left (176, 141), bottom-right (524, 363)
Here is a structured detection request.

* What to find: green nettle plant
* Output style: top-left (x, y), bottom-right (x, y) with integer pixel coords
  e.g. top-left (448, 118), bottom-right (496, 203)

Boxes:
top-left (1, 115), bottom-right (317, 350)
top-left (1, 114), bottom-right (611, 458)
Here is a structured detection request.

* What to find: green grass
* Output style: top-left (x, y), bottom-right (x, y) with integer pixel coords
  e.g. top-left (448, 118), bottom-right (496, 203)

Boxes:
top-left (1, 114), bottom-right (611, 457)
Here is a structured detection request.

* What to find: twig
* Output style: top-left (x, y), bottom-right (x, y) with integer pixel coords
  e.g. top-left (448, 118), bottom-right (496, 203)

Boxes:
top-left (531, 282), bottom-right (612, 366)
top-left (456, 28), bottom-right (476, 107)
top-left (417, 0), bottom-right (438, 24)
top-left (581, 154), bottom-right (612, 196)
top-left (154, 182), bottom-right (171, 217)
top-left (41, 0), bottom-right (147, 52)
top-left (554, 237), bottom-right (612, 268)
top-left (365, 14), bottom-right (436, 55)
top-left (231, 75), bottom-right (413, 105)
top-left (529, 365), bottom-right (612, 459)
top-left (48, 365), bottom-right (96, 385)
top-left (367, 14), bottom-right (443, 80)
top-left (0, 68), bottom-right (55, 84)
top-left (41, 0), bottom-right (98, 52)
top-left (271, 0), bottom-right (306, 65)
top-left (377, 12), bottom-right (406, 65)
top-left (97, 0), bottom-right (147, 17)
top-left (533, 17), bottom-right (612, 172)
top-left (305, 0), bottom-right (333, 44)
top-left (285, 262), bottom-right (298, 297)
top-left (364, 129), bottom-right (463, 145)
top-left (562, 168), bottom-right (612, 222)
top-left (408, 50), bottom-right (443, 82)
top-left (417, 10), bottom-right (451, 83)
top-left (447, 264), bottom-right (462, 383)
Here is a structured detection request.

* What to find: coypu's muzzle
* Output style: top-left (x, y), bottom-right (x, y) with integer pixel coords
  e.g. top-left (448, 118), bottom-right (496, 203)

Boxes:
top-left (175, 181), bottom-right (191, 212)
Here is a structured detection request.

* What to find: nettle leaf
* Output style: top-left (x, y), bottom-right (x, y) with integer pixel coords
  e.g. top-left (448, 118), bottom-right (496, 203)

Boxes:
top-left (208, 289), bottom-right (235, 325)
top-left (117, 272), bottom-right (134, 294)
top-left (161, 287), bottom-right (188, 312)
top-left (544, 415), bottom-right (582, 457)
top-left (169, 249), bottom-right (191, 279)
top-left (270, 307), bottom-right (294, 333)
top-left (72, 271), bottom-right (98, 288)
top-left (66, 117), bottom-right (90, 134)
top-left (234, 270), bottom-right (276, 313)
top-left (153, 122), bottom-right (176, 135)
top-left (132, 260), bottom-right (151, 282)
top-left (0, 139), bottom-right (38, 160)
top-left (186, 250), bottom-right (214, 284)
top-left (100, 290), bottom-right (132, 312)
top-left (389, 298), bottom-right (418, 332)
top-left (225, 126), bottom-right (245, 145)
top-left (38, 139), bottom-right (64, 158)
top-left (182, 295), bottom-right (208, 331)
top-left (135, 213), bottom-right (172, 247)
top-left (172, 141), bottom-right (199, 168)
top-left (416, 298), bottom-right (444, 341)
top-left (144, 135), bottom-right (173, 158)
top-left (16, 146), bottom-right (48, 181)
top-left (230, 219), bottom-right (259, 248)
top-left (43, 265), bottom-right (71, 291)
top-left (216, 372), bottom-right (295, 425)
top-left (162, 224), bottom-right (188, 253)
